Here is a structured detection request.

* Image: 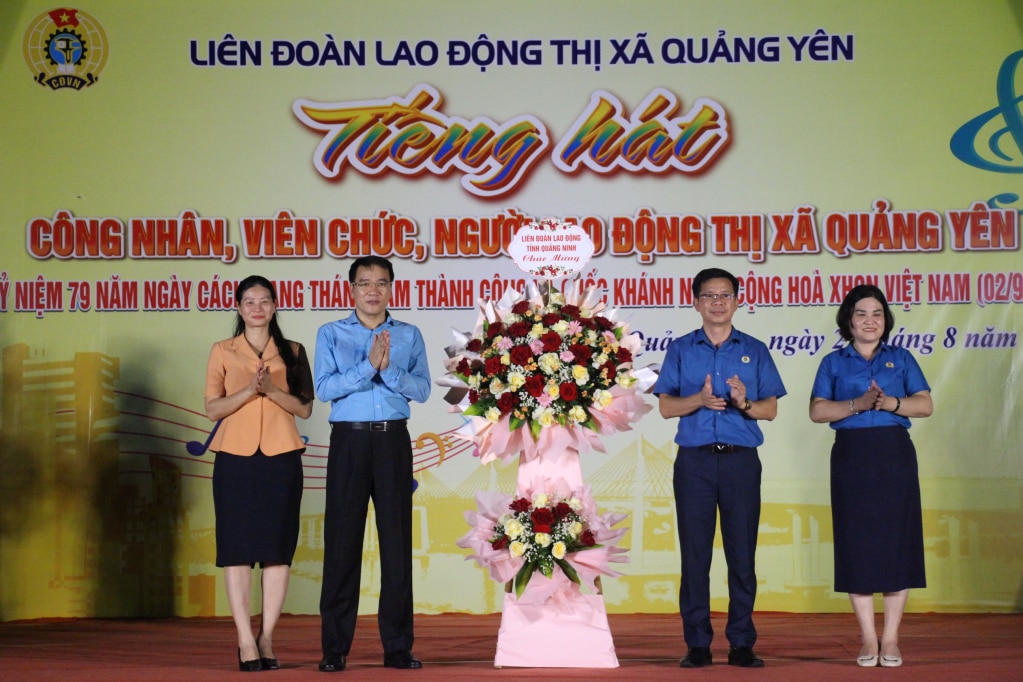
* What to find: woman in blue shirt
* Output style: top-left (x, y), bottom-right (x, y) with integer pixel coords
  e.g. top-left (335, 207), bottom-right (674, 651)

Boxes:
top-left (810, 284), bottom-right (933, 668)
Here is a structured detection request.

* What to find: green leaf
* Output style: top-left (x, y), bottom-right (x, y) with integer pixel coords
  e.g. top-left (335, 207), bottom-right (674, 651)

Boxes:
top-left (529, 419), bottom-right (542, 441)
top-left (514, 562), bottom-right (536, 598)
top-left (463, 402), bottom-right (486, 417)
top-left (556, 558), bottom-right (581, 585)
top-left (509, 415), bottom-right (524, 431)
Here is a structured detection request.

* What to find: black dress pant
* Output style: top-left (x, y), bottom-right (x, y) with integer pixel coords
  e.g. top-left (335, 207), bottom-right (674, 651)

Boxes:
top-left (320, 423), bottom-right (414, 656)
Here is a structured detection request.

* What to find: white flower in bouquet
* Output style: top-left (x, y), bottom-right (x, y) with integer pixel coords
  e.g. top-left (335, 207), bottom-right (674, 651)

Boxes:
top-left (504, 518), bottom-right (525, 539)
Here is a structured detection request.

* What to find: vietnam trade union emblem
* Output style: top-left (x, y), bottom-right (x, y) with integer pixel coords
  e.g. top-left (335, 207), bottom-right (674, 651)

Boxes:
top-left (23, 7), bottom-right (108, 90)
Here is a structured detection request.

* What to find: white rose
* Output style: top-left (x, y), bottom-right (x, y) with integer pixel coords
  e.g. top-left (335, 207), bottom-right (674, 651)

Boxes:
top-left (553, 319), bottom-right (569, 333)
top-left (504, 518), bottom-right (524, 539)
top-left (485, 407), bottom-right (502, 423)
top-left (532, 406), bottom-right (557, 427)
top-left (531, 323), bottom-right (545, 337)
top-left (568, 496), bottom-right (583, 512)
top-left (568, 521), bottom-right (583, 539)
top-left (616, 372), bottom-right (637, 388)
top-left (534, 532), bottom-right (552, 548)
top-left (509, 541), bottom-right (527, 558)
top-left (507, 370), bottom-right (527, 389)
top-left (591, 389), bottom-right (613, 410)
top-left (552, 541), bottom-right (567, 560)
top-left (572, 365), bottom-right (589, 384)
top-left (538, 353), bottom-right (561, 375)
top-left (532, 492), bottom-right (549, 508)
top-left (568, 405), bottom-right (587, 423)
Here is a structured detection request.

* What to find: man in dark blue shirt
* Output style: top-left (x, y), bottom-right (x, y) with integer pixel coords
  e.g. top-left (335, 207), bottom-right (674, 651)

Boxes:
top-left (653, 268), bottom-right (786, 669)
top-left (314, 255), bottom-right (431, 673)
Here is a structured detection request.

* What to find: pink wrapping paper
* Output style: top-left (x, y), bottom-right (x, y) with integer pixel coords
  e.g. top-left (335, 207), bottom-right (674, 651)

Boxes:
top-left (494, 592), bottom-right (619, 668)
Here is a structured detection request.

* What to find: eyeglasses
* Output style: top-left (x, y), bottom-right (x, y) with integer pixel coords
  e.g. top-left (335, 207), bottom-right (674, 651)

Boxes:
top-left (698, 293), bottom-right (736, 301)
top-left (352, 280), bottom-right (391, 290)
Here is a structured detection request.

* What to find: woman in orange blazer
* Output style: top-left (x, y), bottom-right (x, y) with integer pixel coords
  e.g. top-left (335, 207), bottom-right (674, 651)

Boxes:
top-left (205, 275), bottom-right (313, 672)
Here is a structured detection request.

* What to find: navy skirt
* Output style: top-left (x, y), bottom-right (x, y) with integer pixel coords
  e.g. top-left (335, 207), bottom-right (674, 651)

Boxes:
top-left (830, 426), bottom-right (926, 594)
top-left (212, 448), bottom-right (304, 567)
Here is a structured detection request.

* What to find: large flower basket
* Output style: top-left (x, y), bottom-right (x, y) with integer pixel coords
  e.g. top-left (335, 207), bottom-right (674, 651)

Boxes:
top-left (444, 279), bottom-right (655, 667)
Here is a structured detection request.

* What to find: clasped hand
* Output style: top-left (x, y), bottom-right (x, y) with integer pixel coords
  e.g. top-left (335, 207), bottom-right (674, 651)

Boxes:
top-left (850, 379), bottom-right (888, 412)
top-left (369, 330), bottom-right (390, 371)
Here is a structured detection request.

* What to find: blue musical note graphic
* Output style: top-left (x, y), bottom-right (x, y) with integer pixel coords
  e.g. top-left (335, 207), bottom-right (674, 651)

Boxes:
top-left (186, 419), bottom-right (222, 456)
top-left (950, 50), bottom-right (1023, 173)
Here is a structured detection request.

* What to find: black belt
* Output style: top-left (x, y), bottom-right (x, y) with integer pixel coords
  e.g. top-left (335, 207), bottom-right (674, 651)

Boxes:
top-left (700, 443), bottom-right (745, 454)
top-left (331, 420), bottom-right (407, 432)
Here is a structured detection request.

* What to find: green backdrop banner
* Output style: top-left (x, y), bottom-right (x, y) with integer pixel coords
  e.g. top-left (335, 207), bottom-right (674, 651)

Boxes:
top-left (1, 0), bottom-right (1020, 621)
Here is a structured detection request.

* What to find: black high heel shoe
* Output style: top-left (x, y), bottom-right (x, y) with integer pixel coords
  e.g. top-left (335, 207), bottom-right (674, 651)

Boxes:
top-left (260, 656), bottom-right (280, 670)
top-left (238, 648), bottom-right (262, 672)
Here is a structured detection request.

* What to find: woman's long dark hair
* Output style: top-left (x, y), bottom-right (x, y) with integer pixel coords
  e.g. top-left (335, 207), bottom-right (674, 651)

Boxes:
top-left (233, 275), bottom-right (305, 398)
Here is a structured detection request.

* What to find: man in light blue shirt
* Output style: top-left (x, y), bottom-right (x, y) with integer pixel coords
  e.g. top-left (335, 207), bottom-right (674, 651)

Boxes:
top-left (653, 267), bottom-right (786, 670)
top-left (314, 255), bottom-right (431, 673)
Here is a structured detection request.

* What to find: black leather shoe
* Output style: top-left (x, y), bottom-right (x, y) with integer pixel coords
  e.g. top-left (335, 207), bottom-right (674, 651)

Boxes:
top-left (383, 651), bottom-right (423, 669)
top-left (238, 648), bottom-right (262, 672)
top-left (318, 655), bottom-right (346, 672)
top-left (680, 647), bottom-right (712, 668)
top-left (260, 656), bottom-right (280, 670)
top-left (728, 646), bottom-right (765, 668)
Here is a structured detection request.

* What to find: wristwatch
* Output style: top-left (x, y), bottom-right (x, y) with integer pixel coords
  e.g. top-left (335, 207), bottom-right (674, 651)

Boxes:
top-left (742, 398), bottom-right (752, 411)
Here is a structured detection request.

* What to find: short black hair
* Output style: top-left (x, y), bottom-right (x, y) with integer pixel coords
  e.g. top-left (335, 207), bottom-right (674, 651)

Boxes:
top-left (692, 268), bottom-right (740, 298)
top-left (835, 284), bottom-right (895, 342)
top-left (349, 255), bottom-right (394, 283)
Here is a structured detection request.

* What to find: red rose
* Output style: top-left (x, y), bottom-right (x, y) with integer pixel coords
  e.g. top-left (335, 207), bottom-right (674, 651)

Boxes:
top-left (511, 300), bottom-right (530, 315)
top-left (524, 374), bottom-right (545, 397)
top-left (466, 338), bottom-right (483, 352)
top-left (559, 382), bottom-right (579, 402)
top-left (486, 320), bottom-right (505, 339)
top-left (491, 535), bottom-right (509, 550)
top-left (456, 357), bottom-right (471, 375)
top-left (508, 321), bottom-right (531, 338)
top-left (541, 330), bottom-right (561, 352)
top-left (484, 355), bottom-right (503, 377)
top-left (569, 343), bottom-right (592, 363)
top-left (510, 498), bottom-right (531, 513)
top-left (553, 502), bottom-right (573, 520)
top-left (593, 316), bottom-right (614, 331)
top-left (560, 304), bottom-right (580, 319)
top-left (542, 312), bottom-right (561, 326)
top-left (616, 346), bottom-right (633, 363)
top-left (468, 389), bottom-right (479, 404)
top-left (497, 392), bottom-right (519, 414)
top-left (531, 507), bottom-right (554, 526)
top-left (531, 507), bottom-right (554, 533)
top-left (580, 530), bottom-right (596, 547)
top-left (510, 344), bottom-right (533, 366)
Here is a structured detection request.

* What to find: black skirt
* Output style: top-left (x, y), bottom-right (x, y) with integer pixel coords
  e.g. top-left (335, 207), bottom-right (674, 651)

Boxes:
top-left (830, 426), bottom-right (926, 593)
top-left (212, 448), bottom-right (304, 567)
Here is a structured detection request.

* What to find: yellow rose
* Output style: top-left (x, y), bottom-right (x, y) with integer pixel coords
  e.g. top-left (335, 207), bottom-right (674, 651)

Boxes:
top-left (552, 541), bottom-right (567, 560)
top-left (509, 541), bottom-right (527, 558)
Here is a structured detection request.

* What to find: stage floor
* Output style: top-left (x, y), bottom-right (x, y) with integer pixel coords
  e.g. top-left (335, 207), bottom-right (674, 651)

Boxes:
top-left (1, 612), bottom-right (1020, 681)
